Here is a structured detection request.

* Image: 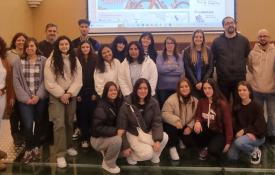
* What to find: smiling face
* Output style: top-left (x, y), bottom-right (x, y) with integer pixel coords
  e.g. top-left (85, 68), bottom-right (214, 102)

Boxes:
top-left (193, 32), bottom-right (204, 47)
top-left (165, 38), bottom-right (175, 53)
top-left (46, 26), bottom-right (58, 42)
top-left (203, 82), bottom-right (214, 99)
top-left (116, 43), bottom-right (125, 52)
top-left (223, 17), bottom-right (236, 34)
top-left (179, 81), bottom-right (191, 97)
top-left (58, 39), bottom-right (70, 54)
top-left (141, 35), bottom-right (151, 48)
top-left (128, 43), bottom-right (140, 60)
top-left (25, 41), bottom-right (37, 56)
top-left (15, 35), bottom-right (26, 50)
top-left (238, 85), bottom-right (250, 102)
top-left (137, 82), bottom-right (149, 101)
top-left (101, 46), bottom-right (113, 62)
top-left (258, 29), bottom-right (270, 46)
top-left (80, 42), bottom-right (91, 56)
top-left (107, 85), bottom-right (118, 101)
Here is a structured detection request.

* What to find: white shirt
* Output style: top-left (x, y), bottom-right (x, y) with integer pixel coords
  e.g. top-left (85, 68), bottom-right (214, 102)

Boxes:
top-left (0, 59), bottom-right (7, 89)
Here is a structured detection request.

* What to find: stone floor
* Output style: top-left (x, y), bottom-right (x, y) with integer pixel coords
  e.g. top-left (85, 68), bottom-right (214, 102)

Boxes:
top-left (0, 119), bottom-right (275, 175)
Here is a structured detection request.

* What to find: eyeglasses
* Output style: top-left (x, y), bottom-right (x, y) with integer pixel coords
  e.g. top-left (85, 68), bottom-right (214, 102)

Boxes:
top-left (258, 35), bottom-right (269, 38)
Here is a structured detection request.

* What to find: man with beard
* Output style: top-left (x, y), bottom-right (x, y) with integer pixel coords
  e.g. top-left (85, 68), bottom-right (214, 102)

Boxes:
top-left (212, 16), bottom-right (250, 101)
top-left (38, 23), bottom-right (58, 58)
top-left (247, 29), bottom-right (275, 147)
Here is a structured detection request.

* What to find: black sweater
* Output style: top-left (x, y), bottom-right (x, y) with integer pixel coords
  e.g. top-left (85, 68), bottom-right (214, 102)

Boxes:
top-left (211, 33), bottom-right (250, 82)
top-left (233, 101), bottom-right (267, 138)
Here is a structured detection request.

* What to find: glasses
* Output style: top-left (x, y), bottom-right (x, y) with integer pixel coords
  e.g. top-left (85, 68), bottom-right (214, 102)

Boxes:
top-left (258, 35), bottom-right (269, 38)
top-left (224, 21), bottom-right (235, 26)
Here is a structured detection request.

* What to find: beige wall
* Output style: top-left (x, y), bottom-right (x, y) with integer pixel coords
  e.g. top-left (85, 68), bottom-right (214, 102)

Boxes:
top-left (0, 0), bottom-right (274, 44)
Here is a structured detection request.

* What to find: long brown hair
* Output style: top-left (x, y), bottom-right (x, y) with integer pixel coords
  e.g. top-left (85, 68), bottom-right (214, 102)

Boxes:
top-left (190, 29), bottom-right (208, 64)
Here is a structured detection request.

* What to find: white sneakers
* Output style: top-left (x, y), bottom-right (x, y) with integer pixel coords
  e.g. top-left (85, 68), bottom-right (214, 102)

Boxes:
top-left (67, 148), bottom-right (78, 156)
top-left (169, 147), bottom-right (180, 160)
top-left (251, 147), bottom-right (261, 165)
top-left (151, 156), bottom-right (160, 164)
top-left (126, 156), bottom-right (137, 165)
top-left (102, 160), bottom-right (120, 174)
top-left (57, 157), bottom-right (67, 168)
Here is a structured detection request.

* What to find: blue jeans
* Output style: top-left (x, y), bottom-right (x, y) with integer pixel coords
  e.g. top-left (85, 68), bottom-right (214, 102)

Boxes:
top-left (19, 99), bottom-right (47, 150)
top-left (253, 91), bottom-right (275, 136)
top-left (227, 135), bottom-right (265, 160)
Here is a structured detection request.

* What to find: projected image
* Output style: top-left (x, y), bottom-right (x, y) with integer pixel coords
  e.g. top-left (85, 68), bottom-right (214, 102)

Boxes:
top-left (89, 0), bottom-right (235, 33)
top-left (98, 0), bottom-right (190, 10)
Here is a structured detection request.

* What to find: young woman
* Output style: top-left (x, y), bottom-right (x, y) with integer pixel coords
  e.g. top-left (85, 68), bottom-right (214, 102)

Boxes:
top-left (44, 35), bottom-right (82, 168)
top-left (183, 30), bottom-right (214, 99)
top-left (13, 38), bottom-right (47, 163)
top-left (111, 35), bottom-right (128, 62)
top-left (118, 78), bottom-right (168, 165)
top-left (228, 81), bottom-right (266, 165)
top-left (162, 78), bottom-right (198, 160)
top-left (90, 81), bottom-right (122, 174)
top-left (156, 36), bottom-right (184, 107)
top-left (7, 33), bottom-right (28, 146)
top-left (0, 36), bottom-right (13, 170)
top-left (76, 41), bottom-right (98, 148)
top-left (139, 32), bottom-right (157, 62)
top-left (94, 44), bottom-right (120, 97)
top-left (118, 41), bottom-right (158, 97)
top-left (194, 78), bottom-right (233, 160)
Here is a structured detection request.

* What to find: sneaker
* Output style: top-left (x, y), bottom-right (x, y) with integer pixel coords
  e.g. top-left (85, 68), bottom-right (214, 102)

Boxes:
top-left (72, 128), bottom-right (81, 140)
top-left (250, 147), bottom-right (261, 165)
top-left (169, 147), bottom-right (180, 160)
top-left (199, 147), bottom-right (208, 160)
top-left (81, 141), bottom-right (89, 148)
top-left (56, 157), bottom-right (67, 168)
top-left (126, 156), bottom-right (137, 165)
top-left (22, 150), bottom-right (33, 164)
top-left (102, 160), bottom-right (120, 174)
top-left (67, 148), bottom-right (78, 156)
top-left (179, 140), bottom-right (186, 149)
top-left (151, 156), bottom-right (160, 164)
top-left (32, 147), bottom-right (41, 161)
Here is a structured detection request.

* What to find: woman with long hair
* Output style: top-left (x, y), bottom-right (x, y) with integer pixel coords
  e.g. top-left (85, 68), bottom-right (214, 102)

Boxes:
top-left (44, 35), bottom-right (82, 168)
top-left (228, 81), bottom-right (266, 165)
top-left (118, 41), bottom-right (158, 97)
top-left (13, 37), bottom-right (47, 163)
top-left (76, 40), bottom-right (98, 148)
top-left (162, 78), bottom-right (198, 160)
top-left (90, 81), bottom-right (122, 174)
top-left (0, 36), bottom-right (14, 170)
top-left (139, 32), bottom-right (157, 62)
top-left (183, 30), bottom-right (214, 98)
top-left (94, 44), bottom-right (120, 97)
top-left (7, 32), bottom-right (28, 146)
top-left (157, 36), bottom-right (185, 107)
top-left (194, 78), bottom-right (233, 160)
top-left (111, 35), bottom-right (128, 62)
top-left (117, 78), bottom-right (168, 165)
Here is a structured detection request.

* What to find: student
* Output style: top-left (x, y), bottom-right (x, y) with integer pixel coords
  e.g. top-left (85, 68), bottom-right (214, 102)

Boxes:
top-left (13, 38), bottom-right (47, 163)
top-left (228, 81), bottom-right (266, 165)
top-left (91, 81), bottom-right (122, 174)
top-left (76, 41), bottom-right (98, 148)
top-left (72, 19), bottom-right (100, 51)
top-left (44, 35), bottom-right (82, 168)
top-left (157, 36), bottom-right (184, 107)
top-left (94, 44), bottom-right (120, 97)
top-left (118, 41), bottom-right (158, 97)
top-left (194, 78), bottom-right (233, 160)
top-left (111, 35), bottom-right (128, 62)
top-left (0, 36), bottom-right (13, 171)
top-left (38, 23), bottom-right (58, 58)
top-left (162, 78), bottom-right (198, 160)
top-left (6, 32), bottom-right (28, 147)
top-left (118, 78), bottom-right (168, 165)
top-left (183, 30), bottom-right (214, 99)
top-left (139, 32), bottom-right (157, 62)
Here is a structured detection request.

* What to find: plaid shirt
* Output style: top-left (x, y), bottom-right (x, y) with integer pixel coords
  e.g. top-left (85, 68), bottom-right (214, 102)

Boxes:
top-left (21, 57), bottom-right (41, 96)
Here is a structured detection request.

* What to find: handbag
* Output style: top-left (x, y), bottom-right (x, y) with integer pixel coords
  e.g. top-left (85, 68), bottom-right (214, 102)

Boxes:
top-left (128, 105), bottom-right (154, 145)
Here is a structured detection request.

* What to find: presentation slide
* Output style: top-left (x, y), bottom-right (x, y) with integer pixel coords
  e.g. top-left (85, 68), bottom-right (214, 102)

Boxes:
top-left (88, 0), bottom-right (235, 34)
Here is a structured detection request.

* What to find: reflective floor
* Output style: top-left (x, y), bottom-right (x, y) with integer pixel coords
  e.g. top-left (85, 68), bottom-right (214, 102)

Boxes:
top-left (1, 119), bottom-right (275, 175)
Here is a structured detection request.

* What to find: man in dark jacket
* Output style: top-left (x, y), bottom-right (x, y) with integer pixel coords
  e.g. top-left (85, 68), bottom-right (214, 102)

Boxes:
top-left (212, 16), bottom-right (250, 101)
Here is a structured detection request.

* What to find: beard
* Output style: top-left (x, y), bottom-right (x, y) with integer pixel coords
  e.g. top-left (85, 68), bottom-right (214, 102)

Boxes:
top-left (259, 41), bottom-right (268, 46)
top-left (227, 26), bottom-right (236, 34)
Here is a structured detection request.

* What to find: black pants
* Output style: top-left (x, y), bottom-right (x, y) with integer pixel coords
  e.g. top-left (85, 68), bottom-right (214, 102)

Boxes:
top-left (217, 79), bottom-right (243, 101)
top-left (9, 101), bottom-right (23, 142)
top-left (164, 123), bottom-right (198, 148)
top-left (196, 129), bottom-right (225, 158)
top-left (76, 94), bottom-right (97, 141)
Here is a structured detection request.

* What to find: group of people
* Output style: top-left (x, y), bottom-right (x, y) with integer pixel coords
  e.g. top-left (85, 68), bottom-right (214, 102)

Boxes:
top-left (0, 16), bottom-right (274, 174)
